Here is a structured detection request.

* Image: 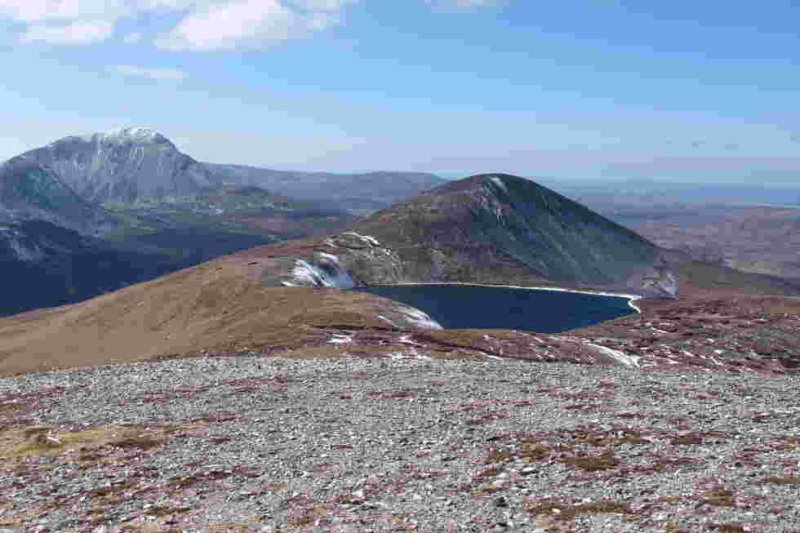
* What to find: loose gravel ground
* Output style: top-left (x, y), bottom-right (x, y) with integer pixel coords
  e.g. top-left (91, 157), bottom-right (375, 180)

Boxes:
top-left (1, 356), bottom-right (799, 532)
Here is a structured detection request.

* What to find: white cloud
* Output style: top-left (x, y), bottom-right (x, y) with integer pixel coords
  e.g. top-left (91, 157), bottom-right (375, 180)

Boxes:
top-left (155, 0), bottom-right (356, 51)
top-left (112, 64), bottom-right (188, 80)
top-left (0, 0), bottom-right (490, 49)
top-left (0, 0), bottom-right (126, 22)
top-left (0, 0), bottom-right (357, 48)
top-left (0, 0), bottom-right (133, 44)
top-left (19, 20), bottom-right (114, 44)
top-left (156, 0), bottom-right (298, 51)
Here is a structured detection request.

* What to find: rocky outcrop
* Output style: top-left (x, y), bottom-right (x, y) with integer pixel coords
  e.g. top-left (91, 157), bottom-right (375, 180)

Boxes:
top-left (324, 232), bottom-right (406, 285)
top-left (275, 232), bottom-right (406, 289)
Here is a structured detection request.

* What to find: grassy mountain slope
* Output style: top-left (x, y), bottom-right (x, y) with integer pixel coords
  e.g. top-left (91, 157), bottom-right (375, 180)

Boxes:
top-left (353, 173), bottom-right (675, 297)
top-left (0, 248), bottom-right (446, 377)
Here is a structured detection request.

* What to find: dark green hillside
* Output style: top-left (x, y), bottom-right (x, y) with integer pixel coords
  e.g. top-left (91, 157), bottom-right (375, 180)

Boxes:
top-left (354, 173), bottom-right (675, 297)
top-left (0, 220), bottom-right (174, 316)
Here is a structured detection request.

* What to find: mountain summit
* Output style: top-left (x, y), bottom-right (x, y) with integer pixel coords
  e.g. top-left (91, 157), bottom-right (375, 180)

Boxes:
top-left (7, 127), bottom-right (218, 204)
top-left (353, 173), bottom-right (677, 297)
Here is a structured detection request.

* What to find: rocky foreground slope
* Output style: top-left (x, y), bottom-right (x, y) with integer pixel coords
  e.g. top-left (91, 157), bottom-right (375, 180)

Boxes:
top-left (1, 357), bottom-right (799, 532)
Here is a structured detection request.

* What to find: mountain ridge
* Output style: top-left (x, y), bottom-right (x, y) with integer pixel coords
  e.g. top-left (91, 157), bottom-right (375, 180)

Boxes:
top-left (204, 162), bottom-right (447, 213)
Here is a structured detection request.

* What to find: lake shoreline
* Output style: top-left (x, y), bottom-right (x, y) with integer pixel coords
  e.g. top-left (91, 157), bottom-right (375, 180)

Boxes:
top-left (367, 282), bottom-right (642, 314)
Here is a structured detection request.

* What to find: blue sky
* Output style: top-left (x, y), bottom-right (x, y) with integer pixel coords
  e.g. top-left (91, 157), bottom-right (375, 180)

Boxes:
top-left (0, 0), bottom-right (798, 183)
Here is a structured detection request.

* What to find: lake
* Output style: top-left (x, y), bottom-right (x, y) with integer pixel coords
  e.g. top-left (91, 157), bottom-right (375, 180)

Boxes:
top-left (358, 284), bottom-right (636, 333)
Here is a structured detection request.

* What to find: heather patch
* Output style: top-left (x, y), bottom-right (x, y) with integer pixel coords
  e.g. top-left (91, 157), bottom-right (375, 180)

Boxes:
top-left (0, 423), bottom-right (177, 459)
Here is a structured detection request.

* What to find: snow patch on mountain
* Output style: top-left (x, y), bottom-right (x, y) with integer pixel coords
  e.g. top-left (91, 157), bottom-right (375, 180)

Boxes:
top-left (323, 232), bottom-right (406, 285)
top-left (325, 231), bottom-right (382, 249)
top-left (395, 305), bottom-right (444, 329)
top-left (75, 127), bottom-right (166, 145)
top-left (282, 253), bottom-right (356, 289)
top-left (586, 342), bottom-right (640, 368)
top-left (376, 308), bottom-right (443, 330)
top-left (104, 127), bottom-right (163, 142)
top-left (489, 175), bottom-right (508, 193)
top-left (0, 226), bottom-right (44, 262)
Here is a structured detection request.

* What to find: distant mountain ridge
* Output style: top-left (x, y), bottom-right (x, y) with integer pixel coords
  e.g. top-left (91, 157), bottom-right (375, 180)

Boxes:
top-left (2, 127), bottom-right (446, 215)
top-left (204, 163), bottom-right (446, 213)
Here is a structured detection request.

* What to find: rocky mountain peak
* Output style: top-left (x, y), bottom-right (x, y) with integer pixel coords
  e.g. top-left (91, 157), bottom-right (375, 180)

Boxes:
top-left (96, 126), bottom-right (172, 146)
top-left (7, 127), bottom-right (217, 204)
top-left (64, 127), bottom-right (173, 149)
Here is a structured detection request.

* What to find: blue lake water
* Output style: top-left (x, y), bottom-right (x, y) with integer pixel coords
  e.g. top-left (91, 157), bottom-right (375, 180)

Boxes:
top-left (358, 284), bottom-right (636, 333)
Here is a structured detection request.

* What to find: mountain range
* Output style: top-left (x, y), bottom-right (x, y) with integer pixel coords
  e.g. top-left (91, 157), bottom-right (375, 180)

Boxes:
top-left (0, 128), bottom-right (441, 315)
top-left (1, 127), bottom-right (799, 377)
top-left (2, 161), bottom-right (800, 377)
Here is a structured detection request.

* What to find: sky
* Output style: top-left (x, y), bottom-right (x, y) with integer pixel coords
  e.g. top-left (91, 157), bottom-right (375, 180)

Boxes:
top-left (0, 0), bottom-right (798, 184)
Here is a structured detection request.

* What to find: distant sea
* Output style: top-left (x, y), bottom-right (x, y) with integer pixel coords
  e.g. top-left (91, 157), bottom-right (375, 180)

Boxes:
top-left (358, 284), bottom-right (635, 333)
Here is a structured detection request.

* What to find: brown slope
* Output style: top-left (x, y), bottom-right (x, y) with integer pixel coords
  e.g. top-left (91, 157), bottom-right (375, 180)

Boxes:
top-left (633, 207), bottom-right (800, 279)
top-left (0, 241), bottom-right (443, 377)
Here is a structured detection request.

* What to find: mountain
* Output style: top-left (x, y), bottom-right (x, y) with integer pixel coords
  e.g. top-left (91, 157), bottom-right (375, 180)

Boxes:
top-left (240, 174), bottom-right (800, 301)
top-left (0, 128), bottom-right (354, 316)
top-left (351, 173), bottom-right (678, 298)
top-left (541, 180), bottom-right (800, 283)
top-left (0, 155), bottom-right (113, 234)
top-left (10, 127), bottom-right (220, 205)
top-left (204, 163), bottom-right (447, 213)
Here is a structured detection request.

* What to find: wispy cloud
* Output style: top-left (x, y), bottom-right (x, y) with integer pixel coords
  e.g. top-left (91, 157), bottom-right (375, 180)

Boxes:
top-left (0, 0), bottom-right (358, 49)
top-left (0, 0), bottom-right (497, 50)
top-left (0, 0), bottom-right (157, 45)
top-left (154, 0), bottom-right (356, 51)
top-left (18, 20), bottom-right (114, 45)
top-left (112, 65), bottom-right (188, 81)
